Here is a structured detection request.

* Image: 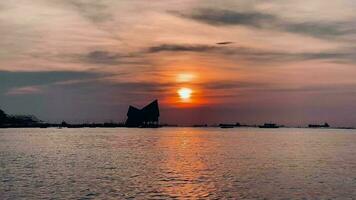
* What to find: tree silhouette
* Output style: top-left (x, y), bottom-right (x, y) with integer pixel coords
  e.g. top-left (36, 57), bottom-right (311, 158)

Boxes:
top-left (0, 109), bottom-right (8, 124)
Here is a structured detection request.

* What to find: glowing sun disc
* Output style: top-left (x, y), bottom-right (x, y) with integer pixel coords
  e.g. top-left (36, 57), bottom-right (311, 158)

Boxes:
top-left (177, 87), bottom-right (192, 101)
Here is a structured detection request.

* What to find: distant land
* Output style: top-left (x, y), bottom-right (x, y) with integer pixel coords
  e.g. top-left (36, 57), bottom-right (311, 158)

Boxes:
top-left (0, 106), bottom-right (354, 129)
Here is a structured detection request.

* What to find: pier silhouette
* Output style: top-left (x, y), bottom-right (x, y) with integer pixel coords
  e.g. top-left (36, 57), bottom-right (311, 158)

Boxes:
top-left (125, 100), bottom-right (160, 128)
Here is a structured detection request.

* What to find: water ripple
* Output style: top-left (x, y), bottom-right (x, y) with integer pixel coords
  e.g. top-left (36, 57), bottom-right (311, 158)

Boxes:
top-left (1, 128), bottom-right (356, 199)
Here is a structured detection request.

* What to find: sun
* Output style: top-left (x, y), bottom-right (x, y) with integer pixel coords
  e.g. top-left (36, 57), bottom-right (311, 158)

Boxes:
top-left (177, 87), bottom-right (192, 101)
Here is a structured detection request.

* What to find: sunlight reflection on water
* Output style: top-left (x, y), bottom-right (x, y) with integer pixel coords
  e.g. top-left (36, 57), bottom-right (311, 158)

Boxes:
top-left (1, 128), bottom-right (356, 199)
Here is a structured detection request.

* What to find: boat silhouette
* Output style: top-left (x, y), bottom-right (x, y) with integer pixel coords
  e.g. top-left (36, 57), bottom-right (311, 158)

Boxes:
top-left (219, 124), bottom-right (235, 128)
top-left (258, 123), bottom-right (280, 128)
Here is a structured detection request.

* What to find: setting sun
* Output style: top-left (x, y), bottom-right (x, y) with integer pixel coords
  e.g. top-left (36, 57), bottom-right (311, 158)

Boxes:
top-left (177, 87), bottom-right (193, 101)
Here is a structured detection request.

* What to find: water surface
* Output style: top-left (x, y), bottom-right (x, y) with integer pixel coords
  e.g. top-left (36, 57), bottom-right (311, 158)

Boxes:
top-left (1, 128), bottom-right (356, 199)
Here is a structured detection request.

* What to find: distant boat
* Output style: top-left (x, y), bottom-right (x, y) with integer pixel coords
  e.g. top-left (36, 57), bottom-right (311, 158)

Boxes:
top-left (259, 123), bottom-right (280, 128)
top-left (219, 124), bottom-right (235, 128)
top-left (308, 123), bottom-right (330, 128)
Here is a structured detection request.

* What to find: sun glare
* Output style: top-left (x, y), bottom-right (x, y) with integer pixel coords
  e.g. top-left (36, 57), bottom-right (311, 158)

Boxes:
top-left (177, 73), bottom-right (195, 83)
top-left (178, 87), bottom-right (192, 101)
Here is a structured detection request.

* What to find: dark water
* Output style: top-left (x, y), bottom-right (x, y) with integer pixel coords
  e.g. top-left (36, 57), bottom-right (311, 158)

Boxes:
top-left (1, 128), bottom-right (356, 199)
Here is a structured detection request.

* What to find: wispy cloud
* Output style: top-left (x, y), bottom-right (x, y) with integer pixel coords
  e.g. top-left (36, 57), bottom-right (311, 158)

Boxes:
top-left (65, 0), bottom-right (113, 23)
top-left (50, 50), bottom-right (146, 66)
top-left (175, 8), bottom-right (356, 39)
top-left (229, 47), bottom-right (356, 64)
top-left (216, 41), bottom-right (234, 45)
top-left (175, 9), bottom-right (275, 28)
top-left (220, 46), bottom-right (356, 64)
top-left (85, 50), bottom-right (122, 64)
top-left (146, 44), bottom-right (218, 53)
top-left (6, 86), bottom-right (44, 95)
top-left (144, 43), bottom-right (356, 64)
top-left (201, 80), bottom-right (268, 90)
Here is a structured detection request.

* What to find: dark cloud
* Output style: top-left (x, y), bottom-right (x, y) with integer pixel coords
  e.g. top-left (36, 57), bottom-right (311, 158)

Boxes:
top-left (108, 82), bottom-right (171, 94)
top-left (0, 71), bottom-right (101, 113)
top-left (175, 8), bottom-right (356, 39)
top-left (299, 51), bottom-right (354, 62)
top-left (219, 46), bottom-right (356, 64)
top-left (175, 9), bottom-right (275, 28)
top-left (54, 75), bottom-right (173, 95)
top-left (200, 80), bottom-right (268, 90)
top-left (67, 0), bottom-right (112, 23)
top-left (147, 44), bottom-right (218, 53)
top-left (0, 71), bottom-right (98, 89)
top-left (283, 49), bottom-right (356, 64)
top-left (86, 51), bottom-right (121, 64)
top-left (144, 42), bottom-right (356, 64)
top-left (284, 21), bottom-right (355, 38)
top-left (268, 83), bottom-right (356, 93)
top-left (79, 50), bottom-right (147, 66)
top-left (216, 41), bottom-right (234, 45)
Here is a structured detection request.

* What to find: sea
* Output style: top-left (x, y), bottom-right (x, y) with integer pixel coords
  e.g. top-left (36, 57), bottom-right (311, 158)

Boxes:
top-left (1, 128), bottom-right (356, 199)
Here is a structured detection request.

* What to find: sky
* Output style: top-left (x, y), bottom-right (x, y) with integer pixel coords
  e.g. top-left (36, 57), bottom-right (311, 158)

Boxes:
top-left (1, 0), bottom-right (356, 126)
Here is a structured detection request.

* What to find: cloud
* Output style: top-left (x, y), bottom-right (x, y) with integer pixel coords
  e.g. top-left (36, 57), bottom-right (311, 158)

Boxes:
top-left (85, 50), bottom-right (122, 64)
top-left (66, 0), bottom-right (113, 23)
top-left (208, 46), bottom-right (356, 64)
top-left (216, 41), bottom-right (234, 45)
top-left (250, 82), bottom-right (356, 95)
top-left (283, 21), bottom-right (355, 39)
top-left (0, 71), bottom-right (99, 88)
top-left (144, 43), bottom-right (356, 64)
top-left (0, 71), bottom-right (104, 98)
top-left (146, 44), bottom-right (218, 53)
top-left (201, 80), bottom-right (268, 90)
top-left (60, 50), bottom-right (146, 66)
top-left (175, 8), bottom-right (356, 39)
top-left (176, 9), bottom-right (275, 28)
top-left (6, 86), bottom-right (44, 95)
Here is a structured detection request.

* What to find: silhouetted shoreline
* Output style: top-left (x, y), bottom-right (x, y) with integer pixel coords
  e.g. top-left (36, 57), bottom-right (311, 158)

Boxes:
top-left (0, 122), bottom-right (354, 130)
top-left (1, 107), bottom-right (354, 129)
top-left (0, 123), bottom-right (354, 129)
